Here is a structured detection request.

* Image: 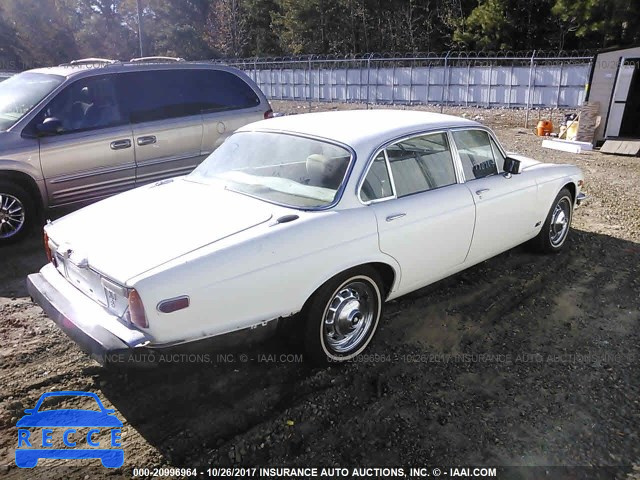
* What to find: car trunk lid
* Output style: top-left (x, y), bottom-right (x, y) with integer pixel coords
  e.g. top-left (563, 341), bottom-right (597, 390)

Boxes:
top-left (46, 178), bottom-right (274, 288)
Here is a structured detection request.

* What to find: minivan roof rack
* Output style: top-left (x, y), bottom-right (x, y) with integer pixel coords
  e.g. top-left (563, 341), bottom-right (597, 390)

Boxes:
top-left (64, 58), bottom-right (118, 66)
top-left (129, 56), bottom-right (185, 63)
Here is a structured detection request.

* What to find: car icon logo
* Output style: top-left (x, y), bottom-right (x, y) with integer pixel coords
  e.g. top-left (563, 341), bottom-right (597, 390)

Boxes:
top-left (15, 391), bottom-right (123, 468)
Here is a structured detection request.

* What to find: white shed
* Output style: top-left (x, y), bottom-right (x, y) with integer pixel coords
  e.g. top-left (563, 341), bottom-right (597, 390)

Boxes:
top-left (586, 45), bottom-right (640, 145)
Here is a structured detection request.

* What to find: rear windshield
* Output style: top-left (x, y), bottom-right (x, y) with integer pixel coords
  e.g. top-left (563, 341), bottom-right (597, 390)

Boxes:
top-left (0, 72), bottom-right (64, 131)
top-left (189, 131), bottom-right (352, 209)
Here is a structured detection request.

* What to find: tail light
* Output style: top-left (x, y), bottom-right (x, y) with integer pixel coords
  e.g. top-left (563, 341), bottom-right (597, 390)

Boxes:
top-left (128, 289), bottom-right (148, 328)
top-left (43, 231), bottom-right (53, 263)
top-left (264, 109), bottom-right (274, 119)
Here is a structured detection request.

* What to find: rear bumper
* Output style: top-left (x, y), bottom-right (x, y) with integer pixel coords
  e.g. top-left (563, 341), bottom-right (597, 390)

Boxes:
top-left (27, 264), bottom-right (150, 365)
top-left (27, 264), bottom-right (280, 367)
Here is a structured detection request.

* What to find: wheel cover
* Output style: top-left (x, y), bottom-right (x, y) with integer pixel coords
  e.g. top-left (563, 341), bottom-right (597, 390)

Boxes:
top-left (549, 197), bottom-right (571, 247)
top-left (0, 193), bottom-right (26, 239)
top-left (323, 280), bottom-right (377, 354)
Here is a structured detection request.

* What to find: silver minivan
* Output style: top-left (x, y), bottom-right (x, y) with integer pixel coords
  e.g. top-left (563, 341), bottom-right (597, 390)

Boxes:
top-left (0, 58), bottom-right (272, 245)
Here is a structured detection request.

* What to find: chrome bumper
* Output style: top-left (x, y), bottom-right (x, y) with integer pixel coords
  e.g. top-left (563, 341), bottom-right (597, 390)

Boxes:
top-left (27, 264), bottom-right (150, 365)
top-left (576, 192), bottom-right (587, 206)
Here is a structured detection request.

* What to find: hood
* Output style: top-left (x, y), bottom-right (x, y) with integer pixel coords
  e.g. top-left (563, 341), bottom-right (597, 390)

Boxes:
top-left (46, 178), bottom-right (275, 282)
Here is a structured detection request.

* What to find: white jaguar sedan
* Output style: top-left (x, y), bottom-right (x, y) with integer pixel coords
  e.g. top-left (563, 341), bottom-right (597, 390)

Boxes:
top-left (27, 110), bottom-right (586, 365)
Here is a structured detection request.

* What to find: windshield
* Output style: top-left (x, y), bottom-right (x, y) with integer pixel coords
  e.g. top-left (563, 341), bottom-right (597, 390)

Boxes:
top-left (189, 131), bottom-right (352, 208)
top-left (0, 72), bottom-right (64, 131)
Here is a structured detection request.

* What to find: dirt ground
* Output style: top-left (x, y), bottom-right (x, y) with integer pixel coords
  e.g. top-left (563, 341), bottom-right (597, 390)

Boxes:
top-left (1, 101), bottom-right (639, 479)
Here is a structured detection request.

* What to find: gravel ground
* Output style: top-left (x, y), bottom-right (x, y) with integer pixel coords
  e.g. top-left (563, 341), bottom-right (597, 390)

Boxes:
top-left (0, 101), bottom-right (639, 479)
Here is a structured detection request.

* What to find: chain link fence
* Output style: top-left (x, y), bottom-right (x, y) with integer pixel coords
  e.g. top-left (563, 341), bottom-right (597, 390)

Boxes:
top-left (217, 50), bottom-right (594, 122)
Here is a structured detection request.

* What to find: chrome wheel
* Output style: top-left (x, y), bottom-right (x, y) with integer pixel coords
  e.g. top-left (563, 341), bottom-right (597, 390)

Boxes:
top-left (549, 196), bottom-right (571, 247)
top-left (322, 278), bottom-right (378, 354)
top-left (0, 193), bottom-right (25, 240)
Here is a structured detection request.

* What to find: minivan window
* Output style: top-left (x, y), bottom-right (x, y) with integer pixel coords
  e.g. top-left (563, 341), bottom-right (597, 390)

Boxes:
top-left (37, 75), bottom-right (126, 134)
top-left (193, 70), bottom-right (261, 113)
top-left (0, 72), bottom-right (64, 131)
top-left (122, 69), bottom-right (260, 123)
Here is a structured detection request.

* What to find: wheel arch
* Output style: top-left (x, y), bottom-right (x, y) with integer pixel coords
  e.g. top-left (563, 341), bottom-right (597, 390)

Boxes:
top-left (562, 181), bottom-right (576, 204)
top-left (0, 169), bottom-right (45, 214)
top-left (301, 260), bottom-right (399, 314)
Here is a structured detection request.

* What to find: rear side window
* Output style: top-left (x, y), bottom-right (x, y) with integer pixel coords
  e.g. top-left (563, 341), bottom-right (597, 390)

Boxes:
top-left (193, 70), bottom-right (260, 113)
top-left (361, 151), bottom-right (393, 202)
top-left (122, 69), bottom-right (260, 123)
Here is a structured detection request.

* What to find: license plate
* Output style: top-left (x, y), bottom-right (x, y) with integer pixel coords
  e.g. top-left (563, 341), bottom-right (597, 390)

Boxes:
top-left (104, 287), bottom-right (118, 310)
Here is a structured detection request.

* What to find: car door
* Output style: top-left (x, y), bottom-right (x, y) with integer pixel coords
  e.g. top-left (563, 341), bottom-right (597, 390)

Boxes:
top-left (121, 69), bottom-right (205, 186)
top-left (361, 131), bottom-right (476, 293)
top-left (451, 128), bottom-right (539, 264)
top-left (36, 74), bottom-right (135, 207)
top-left (197, 69), bottom-right (266, 156)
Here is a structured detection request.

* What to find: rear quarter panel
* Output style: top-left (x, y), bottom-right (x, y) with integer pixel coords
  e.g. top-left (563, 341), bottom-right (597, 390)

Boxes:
top-left (129, 207), bottom-right (400, 344)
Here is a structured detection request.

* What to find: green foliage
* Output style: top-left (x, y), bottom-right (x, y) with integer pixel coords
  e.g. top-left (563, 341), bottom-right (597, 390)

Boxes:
top-left (552, 0), bottom-right (640, 48)
top-left (0, 0), bottom-right (637, 69)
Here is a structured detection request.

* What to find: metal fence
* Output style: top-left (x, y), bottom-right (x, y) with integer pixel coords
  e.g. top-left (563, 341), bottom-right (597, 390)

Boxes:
top-left (218, 51), bottom-right (593, 110)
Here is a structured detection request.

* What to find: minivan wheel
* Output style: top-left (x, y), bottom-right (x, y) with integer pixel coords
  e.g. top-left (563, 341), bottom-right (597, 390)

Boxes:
top-left (0, 181), bottom-right (35, 245)
top-left (303, 266), bottom-right (383, 366)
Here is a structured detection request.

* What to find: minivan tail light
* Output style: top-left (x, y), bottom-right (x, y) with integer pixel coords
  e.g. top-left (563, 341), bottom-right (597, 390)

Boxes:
top-left (264, 109), bottom-right (274, 119)
top-left (128, 289), bottom-right (148, 328)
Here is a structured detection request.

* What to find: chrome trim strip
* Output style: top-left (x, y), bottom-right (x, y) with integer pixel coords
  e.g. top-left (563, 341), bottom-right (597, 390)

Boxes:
top-left (50, 179), bottom-right (135, 203)
top-left (357, 151), bottom-right (396, 205)
top-left (576, 192), bottom-right (587, 205)
top-left (356, 129), bottom-right (454, 206)
top-left (135, 151), bottom-right (203, 168)
top-left (49, 162), bottom-right (137, 184)
top-left (383, 149), bottom-right (398, 199)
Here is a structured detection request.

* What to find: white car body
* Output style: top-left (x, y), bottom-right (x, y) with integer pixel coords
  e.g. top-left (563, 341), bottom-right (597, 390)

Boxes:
top-left (27, 110), bottom-right (585, 364)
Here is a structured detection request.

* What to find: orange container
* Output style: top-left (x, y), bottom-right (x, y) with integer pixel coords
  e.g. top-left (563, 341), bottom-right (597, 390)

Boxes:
top-left (536, 120), bottom-right (553, 136)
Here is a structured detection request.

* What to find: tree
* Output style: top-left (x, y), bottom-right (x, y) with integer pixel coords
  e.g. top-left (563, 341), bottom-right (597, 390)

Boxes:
top-left (206, 0), bottom-right (248, 57)
top-left (119, 0), bottom-right (215, 59)
top-left (552, 0), bottom-right (640, 49)
top-left (66, 0), bottom-right (138, 60)
top-left (2, 0), bottom-right (79, 67)
top-left (0, 4), bottom-right (23, 70)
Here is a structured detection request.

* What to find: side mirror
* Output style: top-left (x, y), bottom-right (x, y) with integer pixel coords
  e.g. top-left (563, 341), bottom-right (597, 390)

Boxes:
top-left (23, 408), bottom-right (35, 415)
top-left (503, 157), bottom-right (521, 175)
top-left (36, 117), bottom-right (63, 136)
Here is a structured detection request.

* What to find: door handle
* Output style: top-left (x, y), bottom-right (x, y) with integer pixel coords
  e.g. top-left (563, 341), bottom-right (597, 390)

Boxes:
top-left (110, 139), bottom-right (132, 150)
top-left (475, 189), bottom-right (490, 196)
top-left (137, 135), bottom-right (157, 146)
top-left (386, 213), bottom-right (406, 222)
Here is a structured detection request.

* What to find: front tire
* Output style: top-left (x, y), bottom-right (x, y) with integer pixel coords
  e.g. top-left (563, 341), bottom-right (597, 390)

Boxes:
top-left (530, 187), bottom-right (573, 253)
top-left (303, 266), bottom-right (383, 366)
top-left (0, 181), bottom-right (35, 246)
